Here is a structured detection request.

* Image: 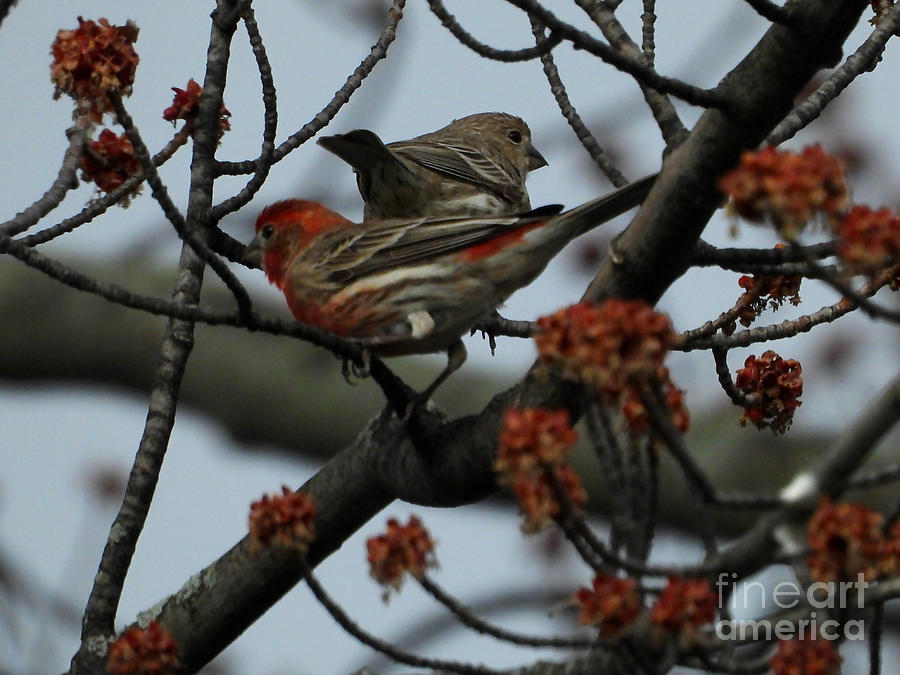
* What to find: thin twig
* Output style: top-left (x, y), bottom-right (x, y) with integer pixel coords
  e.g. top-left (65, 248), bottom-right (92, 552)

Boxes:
top-left (788, 240), bottom-right (900, 323)
top-left (641, 0), bottom-right (657, 66)
top-left (1, 231), bottom-right (412, 416)
top-left (689, 239), bottom-right (836, 269)
top-left (624, 438), bottom-right (651, 560)
top-left (70, 9), bottom-right (245, 661)
top-left (503, 0), bottom-right (725, 109)
top-left (426, 0), bottom-right (563, 62)
top-left (680, 293), bottom-right (757, 342)
top-left (640, 384), bottom-right (717, 506)
top-left (475, 313), bottom-right (536, 340)
top-left (712, 346), bottom-right (758, 409)
top-left (640, 383), bottom-right (718, 557)
top-left (768, 4), bottom-right (900, 145)
top-left (110, 93), bottom-right (254, 322)
top-left (641, 439), bottom-right (660, 560)
top-left (215, 0), bottom-right (406, 176)
top-left (847, 461), bottom-right (900, 490)
top-left (209, 2), bottom-right (277, 220)
top-left (583, 397), bottom-right (629, 553)
top-left (1, 125), bottom-right (86, 237)
top-left (19, 129), bottom-right (190, 247)
top-left (417, 574), bottom-right (597, 649)
top-left (743, 0), bottom-right (798, 28)
top-left (676, 271), bottom-right (894, 351)
top-left (573, 0), bottom-right (687, 146)
top-left (869, 602), bottom-right (883, 675)
top-left (530, 15), bottom-right (629, 186)
top-left (298, 557), bottom-right (502, 675)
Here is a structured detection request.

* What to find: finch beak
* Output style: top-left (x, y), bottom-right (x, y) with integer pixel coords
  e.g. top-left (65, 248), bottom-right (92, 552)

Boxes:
top-left (242, 233), bottom-right (264, 269)
top-left (526, 143), bottom-right (548, 171)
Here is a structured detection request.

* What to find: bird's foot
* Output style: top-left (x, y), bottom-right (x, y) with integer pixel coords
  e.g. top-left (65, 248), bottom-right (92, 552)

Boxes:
top-left (341, 348), bottom-right (372, 384)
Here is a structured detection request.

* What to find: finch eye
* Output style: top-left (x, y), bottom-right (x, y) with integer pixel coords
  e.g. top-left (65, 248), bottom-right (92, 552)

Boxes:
top-left (507, 129), bottom-right (523, 144)
top-left (260, 224), bottom-right (275, 239)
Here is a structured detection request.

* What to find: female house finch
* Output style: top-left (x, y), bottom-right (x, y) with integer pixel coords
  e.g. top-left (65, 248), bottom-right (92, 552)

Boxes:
top-left (244, 174), bottom-right (656, 407)
top-left (317, 112), bottom-right (547, 219)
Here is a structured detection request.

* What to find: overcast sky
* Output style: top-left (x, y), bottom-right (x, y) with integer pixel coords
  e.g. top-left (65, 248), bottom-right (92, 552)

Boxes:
top-left (1, 2), bottom-right (898, 673)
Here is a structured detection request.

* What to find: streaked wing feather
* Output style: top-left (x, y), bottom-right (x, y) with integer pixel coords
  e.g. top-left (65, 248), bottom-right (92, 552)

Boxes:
top-left (312, 222), bottom-right (415, 274)
top-left (324, 207), bottom-right (563, 284)
top-left (388, 140), bottom-right (520, 201)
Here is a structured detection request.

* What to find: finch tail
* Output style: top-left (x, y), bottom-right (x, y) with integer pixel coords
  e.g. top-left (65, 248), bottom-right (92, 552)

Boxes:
top-left (317, 129), bottom-right (399, 172)
top-left (564, 172), bottom-right (657, 236)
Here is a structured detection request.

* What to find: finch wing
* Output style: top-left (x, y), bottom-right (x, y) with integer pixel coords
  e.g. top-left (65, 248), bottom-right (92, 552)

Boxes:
top-left (320, 205), bottom-right (564, 285)
top-left (388, 140), bottom-right (523, 203)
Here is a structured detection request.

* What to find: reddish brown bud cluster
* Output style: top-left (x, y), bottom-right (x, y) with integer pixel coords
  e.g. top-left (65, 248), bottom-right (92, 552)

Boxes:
top-left (649, 577), bottom-right (717, 639)
top-left (163, 79), bottom-right (232, 139)
top-left (718, 145), bottom-right (848, 235)
top-left (834, 205), bottom-right (900, 276)
top-left (734, 350), bottom-right (802, 434)
top-left (366, 516), bottom-right (437, 593)
top-left (536, 300), bottom-right (688, 435)
top-left (807, 498), bottom-right (899, 583)
top-left (770, 636), bottom-right (842, 675)
top-left (79, 129), bottom-right (141, 199)
top-left (496, 408), bottom-right (586, 533)
top-left (495, 407), bottom-right (577, 475)
top-left (511, 463), bottom-right (587, 534)
top-left (536, 300), bottom-right (675, 395)
top-left (50, 17), bottom-right (139, 122)
top-left (575, 573), bottom-right (641, 638)
top-left (107, 621), bottom-right (178, 675)
top-left (620, 381), bottom-right (690, 435)
top-left (735, 265), bottom-right (802, 329)
top-left (248, 486), bottom-right (316, 552)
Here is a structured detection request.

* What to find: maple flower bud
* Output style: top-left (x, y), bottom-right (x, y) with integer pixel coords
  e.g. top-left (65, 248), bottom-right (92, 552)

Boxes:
top-left (50, 17), bottom-right (139, 122)
top-left (248, 486), bottom-right (316, 552)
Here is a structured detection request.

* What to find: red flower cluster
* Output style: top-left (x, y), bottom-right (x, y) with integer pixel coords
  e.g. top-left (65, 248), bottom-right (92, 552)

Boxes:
top-left (496, 408), bottom-right (586, 533)
top-left (80, 129), bottom-right (141, 197)
top-left (770, 636), bottom-right (842, 675)
top-left (248, 486), bottom-right (316, 552)
top-left (735, 264), bottom-right (802, 328)
top-left (834, 205), bottom-right (900, 276)
top-left (495, 407), bottom-right (577, 476)
top-left (107, 621), bottom-right (178, 675)
top-left (50, 17), bottom-right (139, 122)
top-left (807, 497), bottom-right (898, 583)
top-left (163, 79), bottom-right (231, 139)
top-left (650, 577), bottom-right (717, 638)
top-left (734, 350), bottom-right (802, 434)
top-left (536, 300), bottom-right (688, 434)
top-left (511, 463), bottom-right (587, 534)
top-left (718, 145), bottom-right (848, 235)
top-left (536, 300), bottom-right (676, 396)
top-left (366, 516), bottom-right (437, 593)
top-left (575, 573), bottom-right (641, 638)
top-left (620, 381), bottom-right (690, 435)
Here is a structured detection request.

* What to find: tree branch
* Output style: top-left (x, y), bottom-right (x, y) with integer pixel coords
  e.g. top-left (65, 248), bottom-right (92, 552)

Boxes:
top-left (70, 2), bottom-right (242, 672)
top-left (215, 0), bottom-right (406, 177)
top-left (1, 125), bottom-right (86, 237)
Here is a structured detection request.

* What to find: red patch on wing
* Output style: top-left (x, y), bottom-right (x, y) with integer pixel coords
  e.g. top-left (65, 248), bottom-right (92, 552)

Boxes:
top-left (458, 220), bottom-right (546, 262)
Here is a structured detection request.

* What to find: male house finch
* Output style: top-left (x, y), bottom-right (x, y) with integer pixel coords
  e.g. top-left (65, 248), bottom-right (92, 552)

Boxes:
top-left (243, 174), bottom-right (656, 406)
top-left (317, 112), bottom-right (547, 219)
